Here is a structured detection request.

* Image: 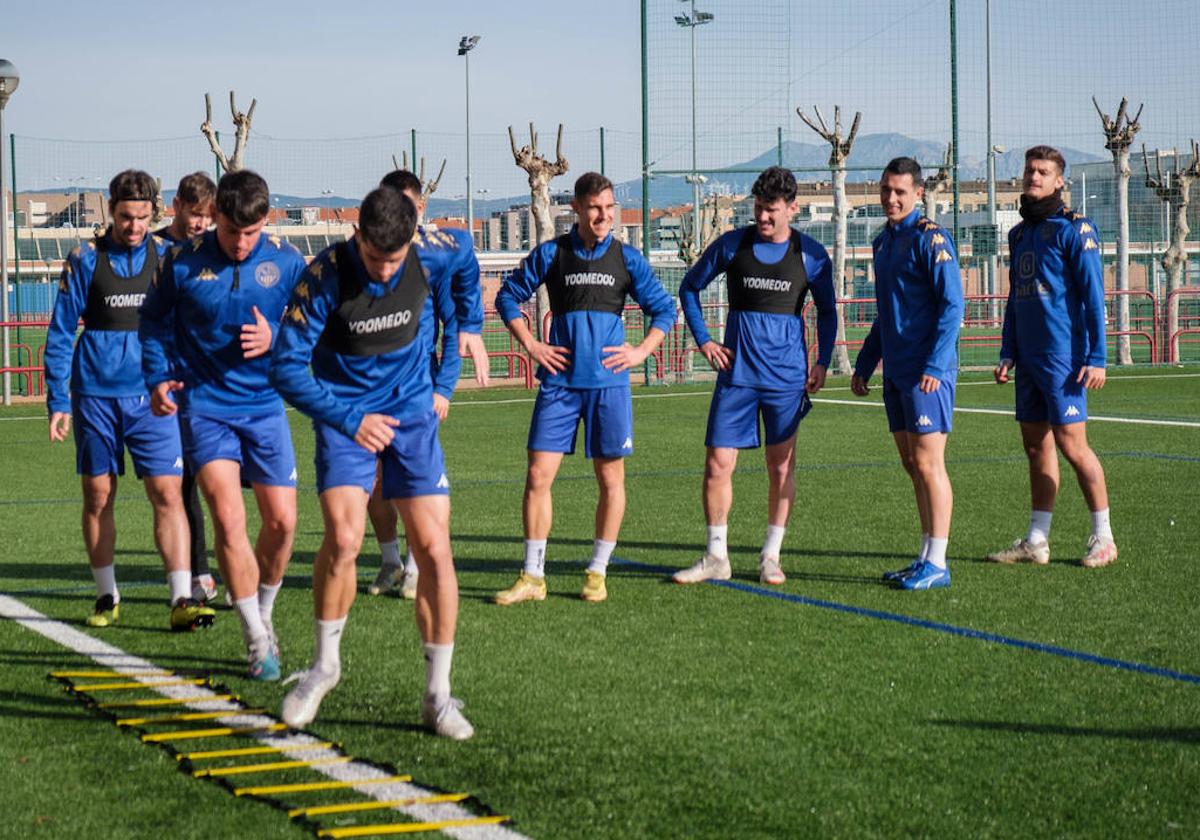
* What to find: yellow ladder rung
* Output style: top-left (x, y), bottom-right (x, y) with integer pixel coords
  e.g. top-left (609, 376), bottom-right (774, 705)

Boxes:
top-left (142, 722), bottom-right (287, 743)
top-left (70, 678), bottom-right (207, 692)
top-left (51, 670), bottom-right (175, 678)
top-left (236, 775), bottom-right (412, 797)
top-left (194, 756), bottom-right (350, 778)
top-left (318, 815), bottom-right (510, 838)
top-left (179, 742), bottom-right (335, 762)
top-left (289, 793), bottom-right (468, 818)
top-left (99, 694), bottom-right (237, 710)
top-left (118, 708), bottom-right (263, 727)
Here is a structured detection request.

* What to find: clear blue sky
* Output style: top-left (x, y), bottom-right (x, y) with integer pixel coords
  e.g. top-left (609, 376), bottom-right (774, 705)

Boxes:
top-left (2, 0), bottom-right (1196, 198)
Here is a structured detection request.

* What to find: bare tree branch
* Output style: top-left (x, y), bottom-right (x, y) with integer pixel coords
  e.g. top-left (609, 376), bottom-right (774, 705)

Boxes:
top-left (200, 93), bottom-right (230, 173)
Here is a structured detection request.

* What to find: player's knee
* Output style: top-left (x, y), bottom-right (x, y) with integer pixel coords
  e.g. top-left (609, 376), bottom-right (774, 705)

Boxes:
top-left (526, 464), bottom-right (555, 494)
top-left (81, 485), bottom-right (114, 515)
top-left (261, 509), bottom-right (297, 540)
top-left (326, 528), bottom-right (363, 564)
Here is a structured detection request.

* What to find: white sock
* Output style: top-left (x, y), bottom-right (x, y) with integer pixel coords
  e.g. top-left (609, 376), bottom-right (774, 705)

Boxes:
top-left (926, 537), bottom-right (949, 569)
top-left (403, 547), bottom-right (418, 577)
top-left (423, 642), bottom-right (454, 704)
top-left (762, 524), bottom-right (786, 558)
top-left (1027, 510), bottom-right (1053, 545)
top-left (258, 580), bottom-right (282, 626)
top-left (1091, 508), bottom-right (1113, 541)
top-left (167, 570), bottom-right (191, 604)
top-left (706, 525), bottom-right (728, 558)
top-left (234, 595), bottom-right (270, 647)
top-left (919, 533), bottom-right (931, 560)
top-left (523, 539), bottom-right (547, 578)
top-left (587, 539), bottom-right (616, 575)
top-left (91, 564), bottom-right (119, 603)
top-left (313, 616), bottom-right (347, 674)
top-left (379, 538), bottom-right (402, 570)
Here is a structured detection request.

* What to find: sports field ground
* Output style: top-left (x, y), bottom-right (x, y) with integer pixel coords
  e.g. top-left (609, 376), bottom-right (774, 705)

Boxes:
top-left (1, 369), bottom-right (1198, 839)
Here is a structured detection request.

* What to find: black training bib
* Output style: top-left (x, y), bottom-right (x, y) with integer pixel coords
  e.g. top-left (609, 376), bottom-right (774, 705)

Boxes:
top-left (319, 243), bottom-right (429, 356)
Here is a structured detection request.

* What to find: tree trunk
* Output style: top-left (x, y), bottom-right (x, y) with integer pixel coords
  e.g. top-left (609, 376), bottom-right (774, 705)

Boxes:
top-left (1164, 179), bottom-right (1191, 361)
top-left (830, 167), bottom-right (852, 375)
top-left (1113, 149), bottom-right (1133, 364)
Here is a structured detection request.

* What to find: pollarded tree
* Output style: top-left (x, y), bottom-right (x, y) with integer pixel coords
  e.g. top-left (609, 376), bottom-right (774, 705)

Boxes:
top-left (391, 151), bottom-right (447, 201)
top-left (1142, 140), bottom-right (1200, 361)
top-left (797, 104), bottom-right (861, 376)
top-left (923, 142), bottom-right (953, 226)
top-left (509, 122), bottom-right (569, 339)
top-left (1093, 96), bottom-right (1143, 365)
top-left (200, 91), bottom-right (257, 173)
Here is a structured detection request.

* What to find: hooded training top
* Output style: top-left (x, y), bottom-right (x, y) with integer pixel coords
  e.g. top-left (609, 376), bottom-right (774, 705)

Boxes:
top-left (854, 210), bottom-right (964, 386)
top-left (495, 226), bottom-right (676, 390)
top-left (44, 232), bottom-right (168, 415)
top-left (139, 230), bottom-right (307, 416)
top-left (270, 237), bottom-right (460, 439)
top-left (679, 225), bottom-right (837, 391)
top-left (1000, 207), bottom-right (1106, 368)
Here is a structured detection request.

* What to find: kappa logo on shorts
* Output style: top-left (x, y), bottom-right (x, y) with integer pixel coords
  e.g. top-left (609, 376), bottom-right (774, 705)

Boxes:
top-left (173, 457), bottom-right (184, 469)
top-left (622, 437), bottom-right (633, 450)
top-left (436, 474), bottom-right (450, 489)
top-left (288, 468), bottom-right (298, 481)
top-left (1064, 405), bottom-right (1080, 418)
top-left (255, 262), bottom-right (282, 288)
top-left (917, 415), bottom-right (933, 427)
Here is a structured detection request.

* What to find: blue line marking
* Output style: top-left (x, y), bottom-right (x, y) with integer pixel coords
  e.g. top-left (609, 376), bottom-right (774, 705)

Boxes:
top-left (614, 558), bottom-right (1200, 687)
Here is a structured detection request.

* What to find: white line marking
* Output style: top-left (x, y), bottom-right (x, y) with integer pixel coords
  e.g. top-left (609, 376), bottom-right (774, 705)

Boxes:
top-left (808, 397), bottom-right (1200, 429)
top-left (0, 594), bottom-right (527, 839)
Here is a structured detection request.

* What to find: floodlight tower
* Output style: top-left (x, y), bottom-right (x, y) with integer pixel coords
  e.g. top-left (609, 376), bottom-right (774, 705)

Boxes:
top-left (0, 59), bottom-right (20, 406)
top-left (458, 35), bottom-right (481, 247)
top-left (675, 2), bottom-right (713, 247)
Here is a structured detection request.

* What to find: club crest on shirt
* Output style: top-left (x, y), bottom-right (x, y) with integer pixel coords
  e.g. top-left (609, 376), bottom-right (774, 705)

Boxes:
top-left (256, 262), bottom-right (281, 288)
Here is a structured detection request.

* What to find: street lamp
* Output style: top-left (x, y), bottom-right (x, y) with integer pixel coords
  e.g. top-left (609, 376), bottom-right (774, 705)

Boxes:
top-left (320, 189), bottom-right (334, 240)
top-left (0, 58), bottom-right (20, 406)
top-left (458, 35), bottom-right (480, 252)
top-left (675, 3), bottom-right (713, 249)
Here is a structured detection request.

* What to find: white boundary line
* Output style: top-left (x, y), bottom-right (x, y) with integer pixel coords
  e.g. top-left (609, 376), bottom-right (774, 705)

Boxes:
top-left (0, 593), bottom-right (528, 840)
top-left (809, 397), bottom-right (1200, 428)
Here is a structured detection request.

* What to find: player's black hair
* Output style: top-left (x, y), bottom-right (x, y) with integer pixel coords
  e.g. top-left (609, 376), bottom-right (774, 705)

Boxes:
top-left (882, 157), bottom-right (923, 184)
top-left (1025, 145), bottom-right (1067, 176)
top-left (107, 169), bottom-right (157, 210)
top-left (379, 169), bottom-right (423, 197)
top-left (175, 171), bottom-right (216, 206)
top-left (359, 186), bottom-right (417, 253)
top-left (574, 171), bottom-right (614, 202)
top-left (751, 166), bottom-right (798, 204)
top-left (215, 170), bottom-right (270, 227)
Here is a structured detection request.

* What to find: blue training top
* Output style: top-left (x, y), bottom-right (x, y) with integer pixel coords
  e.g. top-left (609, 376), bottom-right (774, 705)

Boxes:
top-left (854, 210), bottom-right (964, 387)
top-left (415, 225), bottom-right (483, 335)
top-left (495, 226), bottom-right (676, 390)
top-left (140, 230), bottom-right (307, 417)
top-left (1000, 207), bottom-right (1106, 368)
top-left (679, 225), bottom-right (837, 391)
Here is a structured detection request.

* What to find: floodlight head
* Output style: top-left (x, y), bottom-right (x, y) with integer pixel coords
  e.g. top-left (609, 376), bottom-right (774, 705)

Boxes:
top-left (695, 11), bottom-right (714, 23)
top-left (457, 35), bottom-right (481, 55)
top-left (0, 59), bottom-right (20, 110)
top-left (674, 14), bottom-right (690, 25)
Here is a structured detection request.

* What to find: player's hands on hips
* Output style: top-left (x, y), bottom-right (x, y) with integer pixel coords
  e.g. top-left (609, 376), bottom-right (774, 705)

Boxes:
top-left (459, 332), bottom-right (490, 387)
top-left (48, 412), bottom-right (72, 442)
top-left (918, 374), bottom-right (941, 394)
top-left (700, 341), bottom-right (733, 371)
top-left (994, 359), bottom-right (1013, 384)
top-left (355, 413), bottom-right (400, 453)
top-left (1077, 365), bottom-right (1106, 389)
top-left (850, 374), bottom-right (869, 396)
top-left (433, 393), bottom-right (450, 421)
top-left (601, 343), bottom-right (648, 374)
top-left (805, 363), bottom-right (827, 394)
top-left (241, 305), bottom-right (273, 359)
top-left (151, 380), bottom-right (184, 416)
top-left (524, 340), bottom-right (571, 374)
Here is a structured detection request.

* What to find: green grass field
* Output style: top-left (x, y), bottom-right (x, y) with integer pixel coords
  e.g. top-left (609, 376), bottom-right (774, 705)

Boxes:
top-left (2, 370), bottom-right (1198, 839)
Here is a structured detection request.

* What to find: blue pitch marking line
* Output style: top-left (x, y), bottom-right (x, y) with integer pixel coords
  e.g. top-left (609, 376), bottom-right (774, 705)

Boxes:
top-left (614, 558), bottom-right (1200, 687)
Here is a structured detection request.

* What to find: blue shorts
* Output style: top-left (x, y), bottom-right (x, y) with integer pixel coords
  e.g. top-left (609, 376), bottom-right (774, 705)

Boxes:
top-left (181, 411), bottom-right (297, 487)
top-left (1015, 354), bottom-right (1088, 425)
top-left (313, 411), bottom-right (448, 499)
top-left (705, 383), bottom-right (811, 449)
top-left (73, 394), bottom-right (183, 478)
top-left (528, 384), bottom-right (633, 459)
top-left (882, 376), bottom-right (956, 434)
